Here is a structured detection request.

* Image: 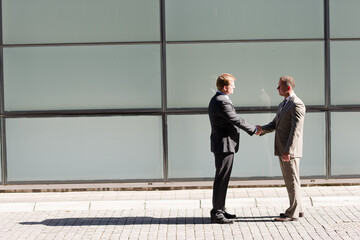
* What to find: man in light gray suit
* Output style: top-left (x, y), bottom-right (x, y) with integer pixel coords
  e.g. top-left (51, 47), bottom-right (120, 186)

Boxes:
top-left (258, 76), bottom-right (306, 222)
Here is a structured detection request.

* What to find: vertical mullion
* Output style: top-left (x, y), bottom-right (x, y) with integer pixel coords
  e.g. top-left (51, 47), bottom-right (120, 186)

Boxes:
top-left (324, 0), bottom-right (331, 179)
top-left (0, 0), bottom-right (6, 185)
top-left (160, 0), bottom-right (168, 182)
top-left (0, 118), bottom-right (6, 186)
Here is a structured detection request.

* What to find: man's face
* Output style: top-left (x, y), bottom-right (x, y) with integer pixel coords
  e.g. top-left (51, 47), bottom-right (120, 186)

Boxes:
top-left (223, 80), bottom-right (235, 95)
top-left (277, 80), bottom-right (289, 97)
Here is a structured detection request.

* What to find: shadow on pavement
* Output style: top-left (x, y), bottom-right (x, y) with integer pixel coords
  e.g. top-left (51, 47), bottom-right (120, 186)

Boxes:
top-left (236, 216), bottom-right (277, 223)
top-left (19, 217), bottom-right (210, 226)
top-left (19, 216), bottom-right (276, 226)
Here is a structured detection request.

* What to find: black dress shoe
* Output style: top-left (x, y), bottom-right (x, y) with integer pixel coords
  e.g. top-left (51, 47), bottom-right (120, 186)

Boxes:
top-left (211, 217), bottom-right (234, 224)
top-left (210, 210), bottom-right (234, 224)
top-left (279, 212), bottom-right (304, 218)
top-left (274, 217), bottom-right (298, 222)
top-left (223, 211), bottom-right (236, 219)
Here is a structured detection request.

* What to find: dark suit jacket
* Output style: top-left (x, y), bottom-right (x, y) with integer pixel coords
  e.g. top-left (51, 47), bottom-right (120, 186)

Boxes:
top-left (261, 94), bottom-right (305, 158)
top-left (208, 92), bottom-right (256, 153)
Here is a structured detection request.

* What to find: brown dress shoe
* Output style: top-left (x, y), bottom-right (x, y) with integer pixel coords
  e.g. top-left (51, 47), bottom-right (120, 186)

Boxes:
top-left (274, 217), bottom-right (298, 222)
top-left (279, 212), bottom-right (304, 218)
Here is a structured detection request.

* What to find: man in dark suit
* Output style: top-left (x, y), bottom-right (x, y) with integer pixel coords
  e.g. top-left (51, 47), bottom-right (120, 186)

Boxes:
top-left (208, 73), bottom-right (260, 224)
top-left (258, 76), bottom-right (306, 222)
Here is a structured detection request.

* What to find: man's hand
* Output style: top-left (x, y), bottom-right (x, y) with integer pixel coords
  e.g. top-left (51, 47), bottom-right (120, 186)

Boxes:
top-left (282, 153), bottom-right (290, 162)
top-left (255, 125), bottom-right (263, 135)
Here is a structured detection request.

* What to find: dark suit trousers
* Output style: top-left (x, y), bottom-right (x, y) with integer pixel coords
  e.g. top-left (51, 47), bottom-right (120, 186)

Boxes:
top-left (212, 152), bottom-right (234, 212)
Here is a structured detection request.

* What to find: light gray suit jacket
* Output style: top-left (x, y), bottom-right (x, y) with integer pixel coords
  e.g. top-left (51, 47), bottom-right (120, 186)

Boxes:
top-left (261, 94), bottom-right (306, 158)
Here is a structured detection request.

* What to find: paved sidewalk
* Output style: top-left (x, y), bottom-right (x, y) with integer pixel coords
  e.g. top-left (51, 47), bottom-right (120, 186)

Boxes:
top-left (0, 185), bottom-right (359, 239)
top-left (0, 185), bottom-right (359, 212)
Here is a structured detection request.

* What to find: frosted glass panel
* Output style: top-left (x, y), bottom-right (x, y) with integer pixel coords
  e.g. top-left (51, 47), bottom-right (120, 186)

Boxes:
top-left (2, 0), bottom-right (160, 44)
top-left (4, 45), bottom-right (161, 110)
top-left (299, 112), bottom-right (326, 176)
top-left (167, 115), bottom-right (214, 178)
top-left (166, 0), bottom-right (323, 41)
top-left (330, 41), bottom-right (360, 105)
top-left (330, 0), bottom-right (360, 38)
top-left (0, 123), bottom-right (2, 183)
top-left (6, 116), bottom-right (163, 181)
top-left (167, 42), bottom-right (324, 108)
top-left (331, 112), bottom-right (360, 176)
top-left (167, 113), bottom-right (325, 179)
top-left (236, 112), bottom-right (325, 177)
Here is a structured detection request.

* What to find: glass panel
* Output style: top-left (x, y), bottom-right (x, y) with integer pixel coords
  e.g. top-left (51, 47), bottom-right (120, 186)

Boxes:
top-left (167, 114), bottom-right (214, 178)
top-left (331, 112), bottom-right (360, 176)
top-left (167, 42), bottom-right (324, 108)
top-left (166, 0), bottom-right (323, 41)
top-left (4, 45), bottom-right (161, 111)
top-left (0, 120), bottom-right (2, 183)
top-left (2, 0), bottom-right (160, 44)
top-left (299, 112), bottom-right (326, 176)
top-left (6, 116), bottom-right (163, 181)
top-left (330, 0), bottom-right (360, 38)
top-left (235, 112), bottom-right (325, 177)
top-left (167, 112), bottom-right (325, 179)
top-left (330, 41), bottom-right (360, 105)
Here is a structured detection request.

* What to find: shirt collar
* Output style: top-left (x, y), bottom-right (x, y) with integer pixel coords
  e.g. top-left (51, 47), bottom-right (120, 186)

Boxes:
top-left (285, 92), bottom-right (295, 101)
top-left (217, 90), bottom-right (229, 99)
top-left (217, 90), bottom-right (225, 95)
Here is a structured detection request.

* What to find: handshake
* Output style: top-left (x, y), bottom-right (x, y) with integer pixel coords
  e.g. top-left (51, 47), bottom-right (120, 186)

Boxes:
top-left (255, 125), bottom-right (263, 136)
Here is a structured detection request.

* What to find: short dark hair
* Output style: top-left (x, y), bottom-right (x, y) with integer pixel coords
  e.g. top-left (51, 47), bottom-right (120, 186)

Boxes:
top-left (216, 73), bottom-right (236, 91)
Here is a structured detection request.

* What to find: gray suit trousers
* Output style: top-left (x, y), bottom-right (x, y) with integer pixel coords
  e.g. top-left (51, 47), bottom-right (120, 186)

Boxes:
top-left (278, 157), bottom-right (302, 218)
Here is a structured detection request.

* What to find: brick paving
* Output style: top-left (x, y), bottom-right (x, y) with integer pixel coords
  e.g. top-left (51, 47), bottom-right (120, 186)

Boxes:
top-left (0, 186), bottom-right (359, 239)
top-left (0, 206), bottom-right (360, 239)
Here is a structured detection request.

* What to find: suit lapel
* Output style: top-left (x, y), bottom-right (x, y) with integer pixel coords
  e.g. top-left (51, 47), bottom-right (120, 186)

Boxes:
top-left (276, 95), bottom-right (295, 124)
top-left (276, 101), bottom-right (285, 123)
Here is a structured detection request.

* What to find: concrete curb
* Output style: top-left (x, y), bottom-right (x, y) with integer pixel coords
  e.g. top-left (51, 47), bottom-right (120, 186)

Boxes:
top-left (1, 179), bottom-right (360, 193)
top-left (0, 202), bottom-right (35, 212)
top-left (1, 196), bottom-right (359, 212)
top-left (34, 201), bottom-right (89, 211)
top-left (311, 196), bottom-right (360, 206)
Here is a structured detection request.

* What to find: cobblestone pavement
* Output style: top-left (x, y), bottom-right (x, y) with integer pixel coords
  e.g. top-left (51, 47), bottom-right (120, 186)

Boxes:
top-left (1, 205), bottom-right (360, 240)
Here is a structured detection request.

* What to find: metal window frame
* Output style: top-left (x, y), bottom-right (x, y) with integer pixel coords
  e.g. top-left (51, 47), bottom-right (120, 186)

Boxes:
top-left (1, 0), bottom-right (360, 185)
top-left (0, 0), bottom-right (5, 185)
top-left (324, 0), bottom-right (331, 180)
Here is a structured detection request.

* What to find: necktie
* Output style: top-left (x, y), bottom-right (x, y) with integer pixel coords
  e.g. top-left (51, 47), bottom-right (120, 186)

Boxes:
top-left (280, 99), bottom-right (287, 112)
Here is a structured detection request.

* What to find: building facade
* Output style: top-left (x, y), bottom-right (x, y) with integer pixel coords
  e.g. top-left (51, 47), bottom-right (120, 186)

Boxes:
top-left (1, 0), bottom-right (359, 185)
